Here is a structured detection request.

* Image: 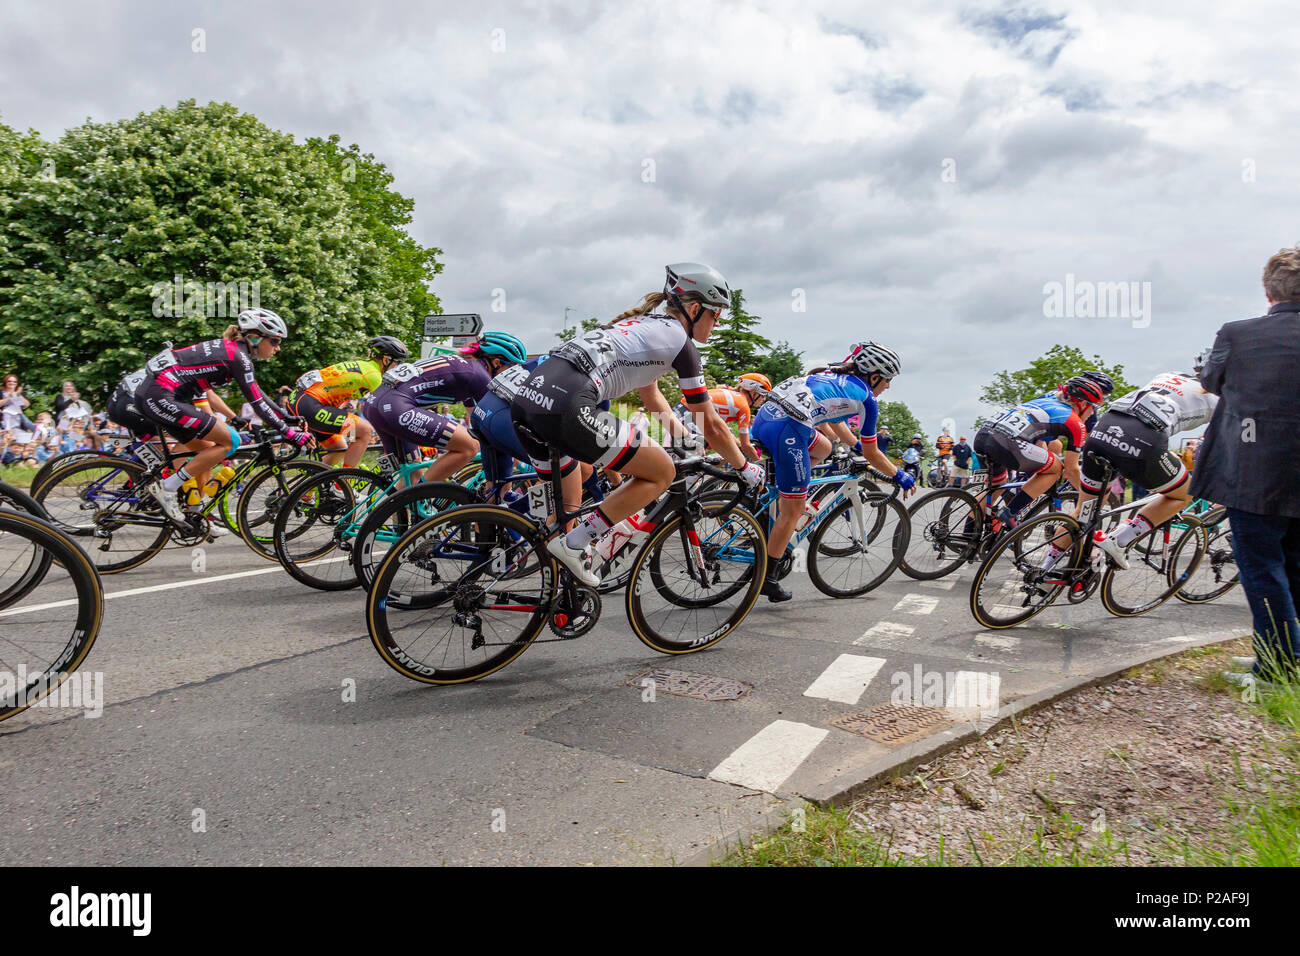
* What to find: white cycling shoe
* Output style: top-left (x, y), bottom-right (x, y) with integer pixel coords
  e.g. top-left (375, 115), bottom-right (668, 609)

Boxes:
top-left (547, 537), bottom-right (600, 587)
top-left (1092, 531), bottom-right (1128, 570)
top-left (148, 482), bottom-right (186, 525)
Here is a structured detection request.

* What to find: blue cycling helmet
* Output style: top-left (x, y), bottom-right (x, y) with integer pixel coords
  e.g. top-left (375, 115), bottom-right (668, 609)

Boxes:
top-left (476, 330), bottom-right (528, 365)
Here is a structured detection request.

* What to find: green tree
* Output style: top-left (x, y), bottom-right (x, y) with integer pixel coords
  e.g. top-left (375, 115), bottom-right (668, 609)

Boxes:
top-left (759, 340), bottom-right (803, 384)
top-left (0, 101), bottom-right (442, 404)
top-left (703, 289), bottom-right (771, 382)
top-left (877, 400), bottom-right (926, 459)
top-left (555, 316), bottom-right (601, 344)
top-left (979, 345), bottom-right (1133, 411)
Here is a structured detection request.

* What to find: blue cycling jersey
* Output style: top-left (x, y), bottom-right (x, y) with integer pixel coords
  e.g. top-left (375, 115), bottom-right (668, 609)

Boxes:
top-left (764, 373), bottom-right (879, 432)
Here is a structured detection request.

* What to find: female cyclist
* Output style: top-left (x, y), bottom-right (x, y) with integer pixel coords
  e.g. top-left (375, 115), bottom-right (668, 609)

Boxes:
top-left (509, 262), bottom-right (765, 586)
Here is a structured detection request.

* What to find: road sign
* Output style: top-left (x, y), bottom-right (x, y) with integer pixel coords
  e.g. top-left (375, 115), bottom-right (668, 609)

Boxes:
top-left (451, 335), bottom-right (476, 348)
top-left (423, 313), bottom-right (483, 338)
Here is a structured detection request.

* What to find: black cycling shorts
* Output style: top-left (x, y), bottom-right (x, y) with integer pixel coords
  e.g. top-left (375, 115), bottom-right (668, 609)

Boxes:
top-left (106, 385), bottom-right (156, 441)
top-left (362, 385), bottom-right (459, 460)
top-left (1081, 411), bottom-right (1187, 495)
top-left (973, 426), bottom-right (1053, 483)
top-left (508, 357), bottom-right (641, 475)
top-left (136, 380), bottom-right (220, 444)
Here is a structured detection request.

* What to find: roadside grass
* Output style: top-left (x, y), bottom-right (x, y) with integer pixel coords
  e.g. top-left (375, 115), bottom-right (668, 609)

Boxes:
top-left (720, 638), bottom-right (1300, 867)
top-left (0, 464), bottom-right (39, 488)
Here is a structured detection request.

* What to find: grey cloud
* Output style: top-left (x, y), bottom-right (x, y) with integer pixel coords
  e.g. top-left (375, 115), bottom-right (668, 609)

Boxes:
top-left (961, 4), bottom-right (1076, 67)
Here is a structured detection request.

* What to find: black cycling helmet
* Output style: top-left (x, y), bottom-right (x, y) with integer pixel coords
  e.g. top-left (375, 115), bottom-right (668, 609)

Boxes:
top-left (1080, 369), bottom-right (1115, 396)
top-left (368, 335), bottom-right (410, 361)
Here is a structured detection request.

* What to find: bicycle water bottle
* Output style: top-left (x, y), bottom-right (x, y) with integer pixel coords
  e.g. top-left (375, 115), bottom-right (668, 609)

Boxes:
top-left (203, 465), bottom-right (237, 500)
top-left (795, 498), bottom-right (823, 533)
top-left (181, 477), bottom-right (202, 508)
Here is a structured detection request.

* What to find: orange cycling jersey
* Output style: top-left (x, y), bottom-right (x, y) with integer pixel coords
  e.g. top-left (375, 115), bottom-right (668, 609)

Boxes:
top-left (708, 386), bottom-right (753, 435)
top-left (936, 436), bottom-right (954, 455)
top-left (295, 360), bottom-right (384, 407)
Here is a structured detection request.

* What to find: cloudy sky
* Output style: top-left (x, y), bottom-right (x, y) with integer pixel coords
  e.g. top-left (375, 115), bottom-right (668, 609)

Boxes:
top-left (3, 0), bottom-right (1297, 434)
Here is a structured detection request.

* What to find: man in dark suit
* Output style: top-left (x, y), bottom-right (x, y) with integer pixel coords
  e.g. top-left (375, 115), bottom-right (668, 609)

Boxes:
top-left (1193, 246), bottom-right (1300, 681)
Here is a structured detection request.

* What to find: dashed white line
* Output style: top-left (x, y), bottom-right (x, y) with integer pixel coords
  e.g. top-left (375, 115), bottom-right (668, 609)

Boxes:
top-left (917, 575), bottom-right (959, 590)
top-left (893, 594), bottom-right (939, 615)
top-left (803, 654), bottom-right (887, 704)
top-left (708, 720), bottom-right (829, 794)
top-left (975, 633), bottom-right (1020, 650)
top-left (854, 621), bottom-right (916, 647)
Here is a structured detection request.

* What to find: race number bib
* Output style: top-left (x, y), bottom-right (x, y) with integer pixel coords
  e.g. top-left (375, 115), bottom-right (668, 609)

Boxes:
top-left (527, 482), bottom-right (554, 519)
top-left (1130, 391), bottom-right (1178, 431)
top-left (145, 348), bottom-right (178, 375)
top-left (992, 409), bottom-right (1032, 438)
top-left (381, 363), bottom-right (421, 387)
top-left (554, 328), bottom-right (616, 377)
top-left (767, 379), bottom-right (816, 424)
top-left (488, 363), bottom-right (532, 402)
top-left (295, 369), bottom-right (324, 391)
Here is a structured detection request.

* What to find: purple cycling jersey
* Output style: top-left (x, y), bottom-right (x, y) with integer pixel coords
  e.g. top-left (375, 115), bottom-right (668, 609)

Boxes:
top-left (377, 354), bottom-right (492, 407)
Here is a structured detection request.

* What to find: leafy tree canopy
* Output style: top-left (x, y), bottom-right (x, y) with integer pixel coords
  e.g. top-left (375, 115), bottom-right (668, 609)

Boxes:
top-left (979, 344), bottom-right (1133, 411)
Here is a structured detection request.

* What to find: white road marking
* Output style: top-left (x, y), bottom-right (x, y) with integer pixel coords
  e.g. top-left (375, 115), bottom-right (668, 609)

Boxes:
top-left (946, 670), bottom-right (1001, 715)
top-left (708, 720), bottom-right (829, 793)
top-left (0, 557), bottom-right (348, 618)
top-left (803, 654), bottom-right (887, 704)
top-left (893, 594), bottom-right (939, 615)
top-left (917, 576), bottom-right (958, 590)
top-left (975, 633), bottom-right (1020, 650)
top-left (854, 621), bottom-right (916, 647)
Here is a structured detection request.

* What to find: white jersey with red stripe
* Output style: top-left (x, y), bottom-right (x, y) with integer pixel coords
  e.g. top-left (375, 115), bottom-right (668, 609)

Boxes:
top-left (551, 314), bottom-right (708, 405)
top-left (1109, 371), bottom-right (1218, 435)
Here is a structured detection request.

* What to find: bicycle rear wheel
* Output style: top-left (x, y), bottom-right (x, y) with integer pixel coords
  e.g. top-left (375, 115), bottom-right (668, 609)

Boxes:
top-left (1176, 506), bottom-right (1238, 603)
top-left (969, 512), bottom-right (1083, 629)
top-left (0, 510), bottom-right (104, 722)
top-left (1100, 518), bottom-right (1207, 617)
top-left (351, 481), bottom-right (477, 589)
top-left (807, 492), bottom-right (909, 598)
top-left (900, 488), bottom-right (982, 580)
top-left (366, 506), bottom-right (551, 684)
top-left (33, 456), bottom-right (171, 573)
top-left (625, 503), bottom-right (767, 654)
top-left (236, 459), bottom-right (330, 560)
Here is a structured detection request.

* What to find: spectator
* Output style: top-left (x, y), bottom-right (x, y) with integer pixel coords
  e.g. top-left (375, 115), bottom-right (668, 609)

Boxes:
top-left (1194, 245), bottom-right (1300, 683)
top-left (877, 425), bottom-right (891, 456)
top-left (952, 435), bottom-right (973, 488)
top-left (52, 380), bottom-right (78, 420)
top-left (31, 412), bottom-right (59, 463)
top-left (56, 389), bottom-right (95, 452)
top-left (240, 401), bottom-right (264, 427)
top-left (1, 372), bottom-right (34, 438)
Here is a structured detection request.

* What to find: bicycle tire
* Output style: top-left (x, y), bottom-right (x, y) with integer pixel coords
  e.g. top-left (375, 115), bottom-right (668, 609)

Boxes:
top-left (625, 503), bottom-right (767, 654)
top-left (366, 506), bottom-right (552, 684)
top-left (969, 512), bottom-right (1083, 629)
top-left (1100, 518), bottom-right (1207, 617)
top-left (1176, 506), bottom-right (1238, 604)
top-left (351, 481), bottom-right (477, 589)
top-left (33, 456), bottom-right (171, 573)
top-left (28, 450), bottom-right (105, 500)
top-left (899, 487), bottom-right (982, 580)
top-left (235, 459), bottom-right (330, 560)
top-left (0, 485), bottom-right (53, 607)
top-left (807, 493), bottom-right (909, 598)
top-left (273, 468), bottom-right (389, 590)
top-left (0, 509), bottom-right (104, 722)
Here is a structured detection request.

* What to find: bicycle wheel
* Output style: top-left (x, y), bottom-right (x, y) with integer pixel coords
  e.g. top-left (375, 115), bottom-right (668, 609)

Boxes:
top-left (1176, 506), bottom-right (1238, 603)
top-left (0, 480), bottom-right (47, 518)
top-left (1100, 518), bottom-right (1207, 617)
top-left (28, 450), bottom-right (104, 500)
top-left (273, 469), bottom-right (389, 590)
top-left (214, 446), bottom-right (259, 534)
top-left (900, 488), bottom-right (982, 580)
top-left (626, 503), bottom-right (767, 654)
top-left (0, 487), bottom-right (53, 607)
top-left (366, 506), bottom-right (551, 684)
top-left (33, 456), bottom-right (171, 573)
top-left (807, 492), bottom-right (909, 598)
top-left (351, 481), bottom-right (477, 589)
top-left (969, 512), bottom-right (1084, 629)
top-left (0, 510), bottom-right (104, 722)
top-left (235, 459), bottom-right (330, 560)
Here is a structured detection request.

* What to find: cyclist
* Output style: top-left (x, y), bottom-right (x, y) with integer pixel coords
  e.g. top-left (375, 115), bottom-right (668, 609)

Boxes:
top-left (672, 371), bottom-right (771, 461)
top-left (750, 341), bottom-right (912, 602)
top-left (900, 436), bottom-right (923, 496)
top-left (971, 376), bottom-right (1107, 531)
top-left (1074, 360), bottom-right (1218, 568)
top-left (935, 429), bottom-right (955, 484)
top-left (289, 336), bottom-right (409, 467)
top-left (510, 262), bottom-right (764, 586)
top-left (363, 331), bottom-right (527, 483)
top-left (131, 309), bottom-right (312, 523)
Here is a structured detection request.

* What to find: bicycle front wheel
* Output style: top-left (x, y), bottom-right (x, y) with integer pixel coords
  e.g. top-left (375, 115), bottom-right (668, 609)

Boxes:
top-left (366, 506), bottom-right (552, 684)
top-left (970, 512), bottom-right (1083, 629)
top-left (900, 488), bottom-right (982, 580)
top-left (807, 491), bottom-right (909, 598)
top-left (0, 510), bottom-right (104, 722)
top-left (626, 503), bottom-right (767, 654)
top-left (1100, 518), bottom-right (1207, 617)
top-left (351, 481), bottom-right (477, 589)
top-left (236, 459), bottom-right (330, 560)
top-left (1176, 506), bottom-right (1238, 604)
top-left (274, 468), bottom-right (389, 590)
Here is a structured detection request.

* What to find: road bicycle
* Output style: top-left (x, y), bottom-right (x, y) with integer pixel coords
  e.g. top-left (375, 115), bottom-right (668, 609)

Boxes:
top-left (33, 426), bottom-right (325, 572)
top-left (0, 508), bottom-right (104, 722)
top-left (364, 451), bottom-right (767, 684)
top-left (1174, 501), bottom-right (1238, 604)
top-left (968, 453), bottom-right (1208, 628)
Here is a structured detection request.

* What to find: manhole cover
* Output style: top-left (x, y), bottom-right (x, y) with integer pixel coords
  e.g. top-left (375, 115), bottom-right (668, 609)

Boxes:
top-left (628, 668), bottom-right (752, 701)
top-left (830, 703), bottom-right (951, 743)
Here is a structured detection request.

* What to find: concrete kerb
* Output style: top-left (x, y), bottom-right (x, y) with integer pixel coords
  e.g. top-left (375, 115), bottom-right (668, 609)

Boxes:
top-left (680, 628), bottom-right (1249, 866)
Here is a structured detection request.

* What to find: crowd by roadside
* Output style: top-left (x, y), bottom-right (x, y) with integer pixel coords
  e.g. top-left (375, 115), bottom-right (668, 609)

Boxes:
top-left (0, 376), bottom-right (133, 468)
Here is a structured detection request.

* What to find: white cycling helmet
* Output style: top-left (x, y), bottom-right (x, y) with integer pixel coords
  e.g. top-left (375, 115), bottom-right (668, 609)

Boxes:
top-left (237, 308), bottom-right (288, 339)
top-left (846, 341), bottom-right (901, 379)
top-left (665, 263), bottom-right (731, 310)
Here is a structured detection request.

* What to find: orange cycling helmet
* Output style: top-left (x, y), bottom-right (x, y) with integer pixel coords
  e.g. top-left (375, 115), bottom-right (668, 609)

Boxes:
top-left (736, 372), bottom-right (772, 395)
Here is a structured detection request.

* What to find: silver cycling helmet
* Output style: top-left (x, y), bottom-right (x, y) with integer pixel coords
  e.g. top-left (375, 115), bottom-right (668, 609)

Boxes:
top-left (664, 263), bottom-right (731, 310)
top-left (847, 341), bottom-right (902, 380)
top-left (237, 308), bottom-right (288, 339)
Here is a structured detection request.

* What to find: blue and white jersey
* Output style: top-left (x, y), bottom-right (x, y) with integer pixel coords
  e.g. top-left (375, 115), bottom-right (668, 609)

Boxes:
top-left (762, 373), bottom-right (878, 433)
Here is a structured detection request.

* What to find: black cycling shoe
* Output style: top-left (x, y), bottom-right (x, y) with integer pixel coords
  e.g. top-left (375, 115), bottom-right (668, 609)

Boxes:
top-left (760, 564), bottom-right (792, 603)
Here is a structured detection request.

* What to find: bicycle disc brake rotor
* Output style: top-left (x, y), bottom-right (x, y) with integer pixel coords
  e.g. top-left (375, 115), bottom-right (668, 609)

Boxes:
top-left (548, 586), bottom-right (601, 638)
top-left (1067, 568), bottom-right (1099, 603)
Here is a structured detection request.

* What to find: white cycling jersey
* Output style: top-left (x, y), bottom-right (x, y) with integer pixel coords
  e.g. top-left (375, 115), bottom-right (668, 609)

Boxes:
top-left (551, 315), bottom-right (707, 404)
top-left (1109, 371), bottom-right (1218, 434)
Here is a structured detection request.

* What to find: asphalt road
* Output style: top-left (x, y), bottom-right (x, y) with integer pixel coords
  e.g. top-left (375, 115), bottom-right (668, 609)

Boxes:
top-left (0, 515), bottom-right (1248, 865)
